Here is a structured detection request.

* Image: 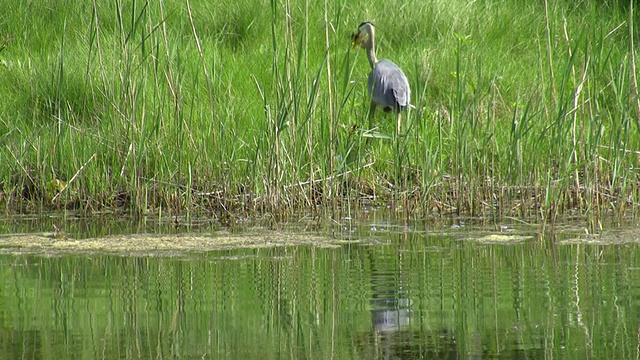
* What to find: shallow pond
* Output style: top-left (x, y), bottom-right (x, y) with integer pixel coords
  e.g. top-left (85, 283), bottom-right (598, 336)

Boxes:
top-left (0, 215), bottom-right (639, 359)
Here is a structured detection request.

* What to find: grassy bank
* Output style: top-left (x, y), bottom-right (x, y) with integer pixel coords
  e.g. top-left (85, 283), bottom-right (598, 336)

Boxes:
top-left (0, 0), bottom-right (638, 221)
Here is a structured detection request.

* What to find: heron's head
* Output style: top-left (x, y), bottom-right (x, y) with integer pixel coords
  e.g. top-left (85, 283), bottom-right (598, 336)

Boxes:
top-left (351, 21), bottom-right (375, 50)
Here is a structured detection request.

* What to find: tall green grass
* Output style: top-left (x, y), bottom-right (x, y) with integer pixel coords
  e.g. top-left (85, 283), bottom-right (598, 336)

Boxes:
top-left (0, 0), bottom-right (638, 221)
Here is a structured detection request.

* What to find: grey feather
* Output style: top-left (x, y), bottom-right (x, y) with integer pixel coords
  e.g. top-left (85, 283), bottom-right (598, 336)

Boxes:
top-left (368, 59), bottom-right (411, 112)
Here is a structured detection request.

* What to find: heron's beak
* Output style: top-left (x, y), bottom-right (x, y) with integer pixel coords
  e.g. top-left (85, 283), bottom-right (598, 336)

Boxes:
top-left (351, 32), bottom-right (360, 50)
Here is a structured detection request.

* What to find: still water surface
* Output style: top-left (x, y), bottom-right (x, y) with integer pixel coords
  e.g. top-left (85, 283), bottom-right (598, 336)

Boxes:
top-left (1, 217), bottom-right (639, 359)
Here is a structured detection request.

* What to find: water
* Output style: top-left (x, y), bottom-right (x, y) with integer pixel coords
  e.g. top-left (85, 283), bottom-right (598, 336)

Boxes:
top-left (1, 217), bottom-right (639, 359)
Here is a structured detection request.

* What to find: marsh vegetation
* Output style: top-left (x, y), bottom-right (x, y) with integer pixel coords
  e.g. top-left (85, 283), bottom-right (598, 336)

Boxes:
top-left (1, 0), bottom-right (639, 222)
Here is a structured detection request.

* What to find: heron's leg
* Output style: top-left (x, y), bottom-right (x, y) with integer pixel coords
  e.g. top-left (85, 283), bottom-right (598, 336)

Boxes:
top-left (396, 112), bottom-right (402, 135)
top-left (368, 101), bottom-right (376, 130)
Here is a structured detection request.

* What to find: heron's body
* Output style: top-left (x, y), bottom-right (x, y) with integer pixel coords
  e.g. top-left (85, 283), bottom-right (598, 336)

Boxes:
top-left (369, 59), bottom-right (411, 113)
top-left (352, 21), bottom-right (411, 134)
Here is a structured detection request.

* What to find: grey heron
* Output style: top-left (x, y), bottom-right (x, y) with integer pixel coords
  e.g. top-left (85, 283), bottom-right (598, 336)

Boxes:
top-left (351, 21), bottom-right (411, 135)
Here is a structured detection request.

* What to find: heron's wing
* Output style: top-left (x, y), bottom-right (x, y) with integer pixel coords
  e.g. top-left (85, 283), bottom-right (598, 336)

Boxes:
top-left (368, 60), bottom-right (411, 110)
top-left (392, 77), bottom-right (410, 108)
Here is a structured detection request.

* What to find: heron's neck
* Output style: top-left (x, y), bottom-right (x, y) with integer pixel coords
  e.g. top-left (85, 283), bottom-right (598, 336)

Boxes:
top-left (366, 42), bottom-right (377, 69)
